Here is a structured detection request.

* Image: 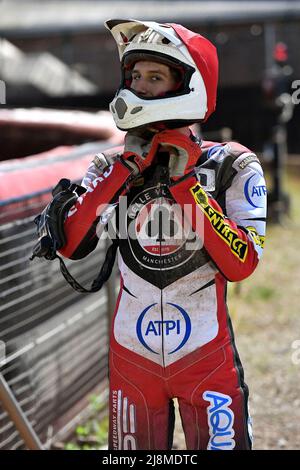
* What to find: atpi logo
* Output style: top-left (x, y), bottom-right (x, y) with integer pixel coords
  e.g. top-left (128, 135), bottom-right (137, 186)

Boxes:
top-left (244, 174), bottom-right (266, 209)
top-left (136, 303), bottom-right (191, 355)
top-left (203, 391), bottom-right (235, 450)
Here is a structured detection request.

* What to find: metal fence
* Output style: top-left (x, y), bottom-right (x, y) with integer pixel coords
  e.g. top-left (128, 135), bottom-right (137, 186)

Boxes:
top-left (0, 189), bottom-right (114, 449)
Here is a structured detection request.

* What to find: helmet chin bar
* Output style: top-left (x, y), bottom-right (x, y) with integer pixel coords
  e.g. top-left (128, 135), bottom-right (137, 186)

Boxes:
top-left (109, 83), bottom-right (207, 130)
top-left (111, 95), bottom-right (200, 131)
top-left (111, 95), bottom-right (196, 131)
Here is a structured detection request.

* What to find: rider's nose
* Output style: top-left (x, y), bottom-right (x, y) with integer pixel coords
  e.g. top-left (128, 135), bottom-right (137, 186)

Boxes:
top-left (132, 79), bottom-right (150, 97)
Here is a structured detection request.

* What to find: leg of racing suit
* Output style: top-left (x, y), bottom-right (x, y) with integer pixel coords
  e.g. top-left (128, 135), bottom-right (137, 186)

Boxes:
top-left (109, 350), bottom-right (176, 450)
top-left (175, 342), bottom-right (252, 450)
top-left (108, 269), bottom-right (252, 451)
top-left (108, 342), bottom-right (251, 450)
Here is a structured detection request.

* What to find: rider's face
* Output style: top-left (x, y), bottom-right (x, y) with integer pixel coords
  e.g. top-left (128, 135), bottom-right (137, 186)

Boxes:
top-left (130, 61), bottom-right (177, 98)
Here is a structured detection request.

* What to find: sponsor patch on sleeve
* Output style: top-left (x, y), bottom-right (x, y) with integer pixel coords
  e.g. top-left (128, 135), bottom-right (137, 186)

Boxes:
top-left (246, 226), bottom-right (265, 249)
top-left (238, 153), bottom-right (260, 169)
top-left (190, 183), bottom-right (248, 262)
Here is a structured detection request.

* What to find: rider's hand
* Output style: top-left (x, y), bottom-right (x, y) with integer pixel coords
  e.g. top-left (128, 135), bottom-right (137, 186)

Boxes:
top-left (154, 130), bottom-right (202, 180)
top-left (122, 129), bottom-right (161, 175)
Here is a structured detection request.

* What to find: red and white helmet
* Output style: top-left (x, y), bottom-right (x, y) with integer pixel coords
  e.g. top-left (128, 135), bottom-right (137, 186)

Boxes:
top-left (105, 19), bottom-right (219, 130)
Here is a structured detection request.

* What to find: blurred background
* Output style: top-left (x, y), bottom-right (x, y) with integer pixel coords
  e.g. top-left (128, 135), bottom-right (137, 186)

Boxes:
top-left (0, 0), bottom-right (300, 451)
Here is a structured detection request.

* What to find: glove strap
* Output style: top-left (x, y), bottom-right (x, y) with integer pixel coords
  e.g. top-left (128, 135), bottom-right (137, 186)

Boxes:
top-left (54, 239), bottom-right (118, 294)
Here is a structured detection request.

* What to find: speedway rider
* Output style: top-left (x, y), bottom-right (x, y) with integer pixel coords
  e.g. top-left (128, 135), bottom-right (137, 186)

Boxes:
top-left (59, 19), bottom-right (267, 450)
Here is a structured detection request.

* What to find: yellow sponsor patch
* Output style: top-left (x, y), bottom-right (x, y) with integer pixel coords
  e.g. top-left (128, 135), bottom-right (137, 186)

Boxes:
top-left (246, 226), bottom-right (265, 249)
top-left (190, 183), bottom-right (248, 262)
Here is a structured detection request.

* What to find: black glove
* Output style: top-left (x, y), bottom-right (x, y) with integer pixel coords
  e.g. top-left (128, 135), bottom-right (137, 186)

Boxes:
top-left (30, 179), bottom-right (85, 260)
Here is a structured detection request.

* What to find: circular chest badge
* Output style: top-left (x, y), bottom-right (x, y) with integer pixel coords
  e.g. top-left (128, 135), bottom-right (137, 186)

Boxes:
top-left (127, 186), bottom-right (200, 271)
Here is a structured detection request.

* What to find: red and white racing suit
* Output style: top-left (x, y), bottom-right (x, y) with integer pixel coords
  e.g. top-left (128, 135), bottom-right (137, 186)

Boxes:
top-left (60, 137), bottom-right (266, 450)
